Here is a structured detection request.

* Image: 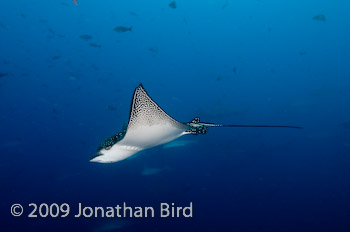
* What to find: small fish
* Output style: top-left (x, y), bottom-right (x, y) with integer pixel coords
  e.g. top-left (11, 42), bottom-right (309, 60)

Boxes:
top-left (113, 26), bottom-right (132, 33)
top-left (107, 105), bottom-right (116, 111)
top-left (80, 34), bottom-right (92, 40)
top-left (69, 73), bottom-right (78, 81)
top-left (0, 141), bottom-right (21, 147)
top-left (73, 0), bottom-right (78, 5)
top-left (312, 14), bottom-right (326, 22)
top-left (91, 64), bottom-right (99, 70)
top-left (141, 167), bottom-right (163, 176)
top-left (148, 47), bottom-right (158, 54)
top-left (141, 165), bottom-right (172, 176)
top-left (52, 55), bottom-right (61, 60)
top-left (222, 1), bottom-right (229, 9)
top-left (169, 1), bottom-right (177, 9)
top-left (298, 51), bottom-right (307, 56)
top-left (0, 73), bottom-right (8, 78)
top-left (339, 121), bottom-right (350, 129)
top-left (0, 22), bottom-right (7, 30)
top-left (52, 108), bottom-right (59, 115)
top-left (129, 11), bottom-right (139, 16)
top-left (89, 43), bottom-right (101, 48)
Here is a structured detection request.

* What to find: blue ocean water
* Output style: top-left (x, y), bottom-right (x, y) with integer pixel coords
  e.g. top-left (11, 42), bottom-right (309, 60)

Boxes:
top-left (1, 0), bottom-right (350, 231)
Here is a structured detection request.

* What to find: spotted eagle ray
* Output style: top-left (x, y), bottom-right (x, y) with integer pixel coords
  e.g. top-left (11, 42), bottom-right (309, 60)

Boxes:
top-left (91, 84), bottom-right (301, 163)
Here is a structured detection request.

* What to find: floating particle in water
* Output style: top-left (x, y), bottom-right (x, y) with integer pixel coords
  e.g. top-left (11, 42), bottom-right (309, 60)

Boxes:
top-left (169, 1), bottom-right (177, 9)
top-left (312, 14), bottom-right (326, 22)
top-left (80, 34), bottom-right (92, 40)
top-left (114, 26), bottom-right (132, 33)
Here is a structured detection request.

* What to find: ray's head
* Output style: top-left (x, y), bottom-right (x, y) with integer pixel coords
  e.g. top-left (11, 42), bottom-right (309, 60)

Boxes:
top-left (90, 150), bottom-right (112, 163)
top-left (90, 144), bottom-right (140, 163)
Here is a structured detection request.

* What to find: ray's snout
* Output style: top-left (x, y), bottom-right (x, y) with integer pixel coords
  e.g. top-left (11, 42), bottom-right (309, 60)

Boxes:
top-left (90, 152), bottom-right (106, 163)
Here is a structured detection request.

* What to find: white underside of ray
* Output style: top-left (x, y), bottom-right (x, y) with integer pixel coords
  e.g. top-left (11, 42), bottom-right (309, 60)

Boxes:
top-left (91, 125), bottom-right (188, 163)
top-left (90, 85), bottom-right (190, 163)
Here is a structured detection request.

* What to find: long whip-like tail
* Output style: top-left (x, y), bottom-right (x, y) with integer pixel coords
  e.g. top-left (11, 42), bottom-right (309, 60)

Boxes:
top-left (186, 117), bottom-right (302, 135)
top-left (200, 122), bottom-right (302, 129)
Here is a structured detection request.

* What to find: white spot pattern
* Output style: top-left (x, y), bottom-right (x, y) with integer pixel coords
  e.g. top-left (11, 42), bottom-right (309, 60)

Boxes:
top-left (127, 85), bottom-right (188, 130)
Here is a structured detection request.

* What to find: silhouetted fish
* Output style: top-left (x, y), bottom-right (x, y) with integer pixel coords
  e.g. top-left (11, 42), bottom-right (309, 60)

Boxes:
top-left (107, 105), bottom-right (116, 111)
top-left (312, 14), bottom-right (326, 21)
top-left (339, 121), bottom-right (350, 129)
top-left (129, 11), bottom-right (139, 16)
top-left (148, 47), bottom-right (158, 54)
top-left (113, 26), bottom-right (132, 33)
top-left (0, 22), bottom-right (7, 30)
top-left (0, 73), bottom-right (8, 78)
top-left (169, 1), bottom-right (177, 9)
top-left (52, 55), bottom-right (61, 60)
top-left (80, 34), bottom-right (92, 40)
top-left (222, 1), bottom-right (229, 9)
top-left (298, 51), bottom-right (307, 56)
top-left (89, 43), bottom-right (101, 48)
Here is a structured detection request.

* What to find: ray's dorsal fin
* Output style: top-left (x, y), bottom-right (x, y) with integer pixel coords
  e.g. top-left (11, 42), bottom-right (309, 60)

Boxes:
top-left (127, 84), bottom-right (188, 130)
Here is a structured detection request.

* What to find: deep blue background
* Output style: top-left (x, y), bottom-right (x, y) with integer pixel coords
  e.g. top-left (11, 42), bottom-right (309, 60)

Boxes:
top-left (1, 0), bottom-right (350, 231)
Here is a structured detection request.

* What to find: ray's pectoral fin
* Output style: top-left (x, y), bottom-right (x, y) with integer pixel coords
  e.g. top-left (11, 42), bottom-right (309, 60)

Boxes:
top-left (91, 84), bottom-right (189, 163)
